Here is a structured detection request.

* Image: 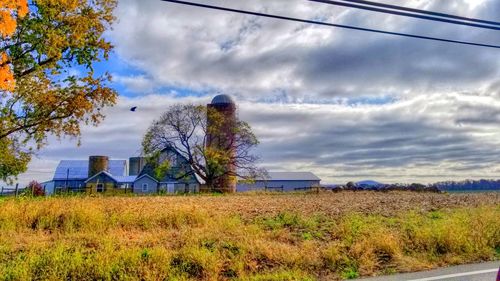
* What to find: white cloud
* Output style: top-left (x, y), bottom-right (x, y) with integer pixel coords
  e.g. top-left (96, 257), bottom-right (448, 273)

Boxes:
top-left (12, 86), bottom-right (500, 186)
top-left (7, 0), bottom-right (500, 187)
top-left (114, 74), bottom-right (156, 93)
top-left (110, 0), bottom-right (500, 99)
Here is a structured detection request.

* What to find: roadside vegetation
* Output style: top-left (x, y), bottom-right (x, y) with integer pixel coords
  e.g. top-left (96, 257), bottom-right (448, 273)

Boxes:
top-left (0, 192), bottom-right (498, 280)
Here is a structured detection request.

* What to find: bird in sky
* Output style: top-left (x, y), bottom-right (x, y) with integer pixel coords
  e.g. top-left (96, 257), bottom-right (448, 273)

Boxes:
top-left (130, 106), bottom-right (137, 112)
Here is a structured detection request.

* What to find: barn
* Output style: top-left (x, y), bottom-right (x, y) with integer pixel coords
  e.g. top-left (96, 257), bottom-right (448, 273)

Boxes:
top-left (43, 149), bottom-right (200, 195)
top-left (43, 159), bottom-right (127, 194)
top-left (135, 147), bottom-right (201, 194)
top-left (236, 172), bottom-right (321, 192)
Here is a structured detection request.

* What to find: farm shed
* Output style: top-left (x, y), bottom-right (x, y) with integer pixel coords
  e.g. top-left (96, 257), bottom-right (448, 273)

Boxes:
top-left (85, 171), bottom-right (135, 193)
top-left (237, 172), bottom-right (321, 192)
top-left (133, 174), bottom-right (159, 194)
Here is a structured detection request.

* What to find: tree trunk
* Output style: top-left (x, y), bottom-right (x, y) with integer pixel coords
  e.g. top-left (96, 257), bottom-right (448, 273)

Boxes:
top-left (205, 179), bottom-right (214, 193)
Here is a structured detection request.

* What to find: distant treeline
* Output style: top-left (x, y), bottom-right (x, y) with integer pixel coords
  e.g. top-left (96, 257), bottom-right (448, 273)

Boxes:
top-left (333, 182), bottom-right (440, 193)
top-left (331, 179), bottom-right (500, 193)
top-left (432, 179), bottom-right (500, 192)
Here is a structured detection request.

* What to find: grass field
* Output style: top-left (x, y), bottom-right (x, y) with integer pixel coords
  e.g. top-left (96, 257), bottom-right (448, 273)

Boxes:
top-left (0, 191), bottom-right (499, 280)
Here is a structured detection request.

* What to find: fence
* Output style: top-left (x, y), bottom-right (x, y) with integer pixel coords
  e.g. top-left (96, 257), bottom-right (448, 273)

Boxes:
top-left (53, 185), bottom-right (134, 195)
top-left (0, 183), bottom-right (55, 197)
top-left (263, 186), bottom-right (322, 193)
top-left (0, 184), bottom-right (26, 197)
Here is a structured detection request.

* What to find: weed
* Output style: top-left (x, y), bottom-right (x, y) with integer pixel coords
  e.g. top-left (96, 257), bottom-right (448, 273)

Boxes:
top-left (0, 194), bottom-right (497, 280)
top-left (141, 249), bottom-right (151, 261)
top-left (341, 266), bottom-right (359, 279)
top-left (243, 270), bottom-right (316, 281)
top-left (302, 232), bottom-right (313, 240)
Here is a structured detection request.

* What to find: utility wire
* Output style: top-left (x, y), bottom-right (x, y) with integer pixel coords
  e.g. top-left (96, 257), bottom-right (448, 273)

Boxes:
top-left (331, 0), bottom-right (500, 27)
top-left (160, 0), bottom-right (500, 49)
top-left (309, 0), bottom-right (500, 31)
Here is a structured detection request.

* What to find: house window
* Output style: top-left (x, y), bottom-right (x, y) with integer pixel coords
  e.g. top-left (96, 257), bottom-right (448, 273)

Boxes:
top-left (96, 183), bottom-right (104, 193)
top-left (142, 183), bottom-right (148, 192)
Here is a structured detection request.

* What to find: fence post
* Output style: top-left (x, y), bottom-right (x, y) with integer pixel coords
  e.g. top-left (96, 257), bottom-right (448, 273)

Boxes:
top-left (15, 183), bottom-right (19, 197)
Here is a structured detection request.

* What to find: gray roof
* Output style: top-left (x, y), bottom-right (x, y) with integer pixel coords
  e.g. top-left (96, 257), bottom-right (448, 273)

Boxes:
top-left (194, 173), bottom-right (205, 185)
top-left (211, 94), bottom-right (234, 104)
top-left (263, 172), bottom-right (321, 181)
top-left (134, 174), bottom-right (158, 182)
top-left (53, 160), bottom-right (126, 180)
top-left (113, 175), bottom-right (137, 183)
top-left (85, 171), bottom-right (136, 184)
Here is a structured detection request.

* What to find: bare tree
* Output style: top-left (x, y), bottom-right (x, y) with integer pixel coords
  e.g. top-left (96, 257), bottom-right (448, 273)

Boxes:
top-left (142, 103), bottom-right (265, 191)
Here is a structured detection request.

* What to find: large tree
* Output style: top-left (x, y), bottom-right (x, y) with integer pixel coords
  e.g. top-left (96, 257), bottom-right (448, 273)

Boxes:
top-left (0, 0), bottom-right (118, 183)
top-left (142, 103), bottom-right (265, 191)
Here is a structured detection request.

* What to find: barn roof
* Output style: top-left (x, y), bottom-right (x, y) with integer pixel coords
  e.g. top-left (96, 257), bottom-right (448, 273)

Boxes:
top-left (138, 146), bottom-right (202, 184)
top-left (134, 174), bottom-right (158, 182)
top-left (265, 172), bottom-right (321, 181)
top-left (53, 160), bottom-right (126, 180)
top-left (113, 175), bottom-right (137, 183)
top-left (243, 172), bottom-right (320, 182)
top-left (84, 171), bottom-right (136, 184)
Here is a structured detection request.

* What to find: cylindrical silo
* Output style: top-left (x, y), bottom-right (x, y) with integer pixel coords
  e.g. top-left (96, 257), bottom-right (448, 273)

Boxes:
top-left (129, 157), bottom-right (146, 176)
top-left (88, 156), bottom-right (109, 178)
top-left (207, 94), bottom-right (237, 193)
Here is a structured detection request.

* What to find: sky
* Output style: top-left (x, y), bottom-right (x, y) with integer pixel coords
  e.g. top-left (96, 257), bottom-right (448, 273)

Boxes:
top-left (12, 0), bottom-right (500, 186)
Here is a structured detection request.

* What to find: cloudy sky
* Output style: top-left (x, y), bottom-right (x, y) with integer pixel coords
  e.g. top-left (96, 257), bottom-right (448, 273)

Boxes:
top-left (15, 0), bottom-right (500, 185)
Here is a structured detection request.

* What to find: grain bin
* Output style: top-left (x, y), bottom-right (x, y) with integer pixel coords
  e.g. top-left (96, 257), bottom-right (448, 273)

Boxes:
top-left (207, 94), bottom-right (237, 193)
top-left (129, 157), bottom-right (146, 176)
top-left (88, 156), bottom-right (109, 178)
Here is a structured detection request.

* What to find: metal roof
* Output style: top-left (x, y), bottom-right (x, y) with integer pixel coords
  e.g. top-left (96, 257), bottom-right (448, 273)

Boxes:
top-left (53, 160), bottom-right (126, 180)
top-left (263, 172), bottom-right (321, 181)
top-left (194, 173), bottom-right (205, 185)
top-left (134, 174), bottom-right (158, 182)
top-left (84, 171), bottom-right (117, 183)
top-left (113, 176), bottom-right (137, 183)
top-left (84, 171), bottom-right (136, 184)
top-left (211, 94), bottom-right (234, 104)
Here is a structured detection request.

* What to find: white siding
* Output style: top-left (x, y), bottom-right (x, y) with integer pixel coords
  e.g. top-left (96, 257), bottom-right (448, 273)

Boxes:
top-left (42, 181), bottom-right (55, 195)
top-left (133, 176), bottom-right (158, 194)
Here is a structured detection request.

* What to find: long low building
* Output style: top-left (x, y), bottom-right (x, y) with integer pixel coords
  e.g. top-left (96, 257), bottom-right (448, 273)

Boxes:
top-left (237, 172), bottom-right (321, 192)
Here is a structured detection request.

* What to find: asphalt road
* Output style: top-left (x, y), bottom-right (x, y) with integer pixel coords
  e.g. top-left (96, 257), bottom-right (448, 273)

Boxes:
top-left (354, 261), bottom-right (500, 281)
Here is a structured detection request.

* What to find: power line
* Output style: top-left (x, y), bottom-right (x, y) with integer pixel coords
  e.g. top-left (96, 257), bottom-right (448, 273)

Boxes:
top-left (160, 0), bottom-right (500, 49)
top-left (330, 0), bottom-right (500, 27)
top-left (309, 0), bottom-right (500, 31)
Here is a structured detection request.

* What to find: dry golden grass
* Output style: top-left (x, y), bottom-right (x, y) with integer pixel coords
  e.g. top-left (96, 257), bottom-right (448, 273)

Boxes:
top-left (0, 191), bottom-right (498, 280)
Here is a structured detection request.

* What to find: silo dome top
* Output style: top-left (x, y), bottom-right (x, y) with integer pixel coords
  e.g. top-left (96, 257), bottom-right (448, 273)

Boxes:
top-left (211, 94), bottom-right (234, 105)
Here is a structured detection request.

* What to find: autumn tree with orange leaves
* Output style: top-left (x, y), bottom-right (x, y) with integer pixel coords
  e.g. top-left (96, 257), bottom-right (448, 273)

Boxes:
top-left (0, 0), bottom-right (118, 183)
top-left (0, 0), bottom-right (27, 91)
